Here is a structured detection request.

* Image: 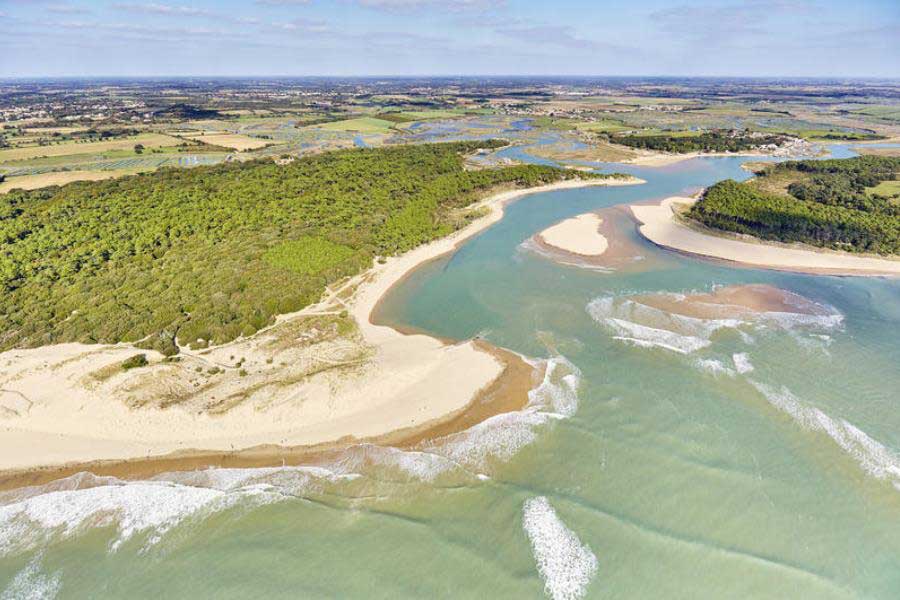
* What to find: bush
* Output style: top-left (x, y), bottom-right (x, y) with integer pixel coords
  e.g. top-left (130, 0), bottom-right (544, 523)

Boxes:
top-left (121, 354), bottom-right (148, 370)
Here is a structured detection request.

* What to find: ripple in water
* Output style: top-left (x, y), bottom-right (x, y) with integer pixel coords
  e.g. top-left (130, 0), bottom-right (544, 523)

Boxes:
top-left (750, 382), bottom-right (900, 492)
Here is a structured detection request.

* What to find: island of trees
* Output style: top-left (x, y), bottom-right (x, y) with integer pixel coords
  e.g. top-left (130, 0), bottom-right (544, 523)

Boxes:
top-left (688, 155), bottom-right (900, 255)
top-left (612, 130), bottom-right (789, 153)
top-left (1, 140), bottom-right (621, 354)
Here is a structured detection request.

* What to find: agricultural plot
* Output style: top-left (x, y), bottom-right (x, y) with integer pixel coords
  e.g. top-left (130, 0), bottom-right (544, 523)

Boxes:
top-left (394, 110), bottom-right (463, 120)
top-left (0, 133), bottom-right (184, 162)
top-left (183, 133), bottom-right (273, 151)
top-left (572, 119), bottom-right (630, 133)
top-left (849, 105), bottom-right (900, 124)
top-left (0, 170), bottom-right (138, 193)
top-left (312, 117), bottom-right (398, 134)
top-left (1, 153), bottom-right (228, 178)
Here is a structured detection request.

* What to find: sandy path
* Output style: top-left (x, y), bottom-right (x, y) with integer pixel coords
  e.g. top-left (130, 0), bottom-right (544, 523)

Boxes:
top-left (0, 176), bottom-right (642, 473)
top-left (632, 197), bottom-right (900, 276)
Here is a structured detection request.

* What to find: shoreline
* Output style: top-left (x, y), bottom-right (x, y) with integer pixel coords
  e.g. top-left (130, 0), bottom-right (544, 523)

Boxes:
top-left (631, 196), bottom-right (900, 277)
top-left (625, 149), bottom-right (772, 167)
top-left (0, 175), bottom-right (642, 488)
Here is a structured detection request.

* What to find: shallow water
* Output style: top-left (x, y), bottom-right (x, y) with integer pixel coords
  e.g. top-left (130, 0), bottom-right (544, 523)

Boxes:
top-left (2, 149), bottom-right (899, 599)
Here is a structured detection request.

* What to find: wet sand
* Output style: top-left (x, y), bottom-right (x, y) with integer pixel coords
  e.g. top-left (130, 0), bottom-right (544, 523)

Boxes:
top-left (629, 284), bottom-right (835, 320)
top-left (527, 204), bottom-right (670, 273)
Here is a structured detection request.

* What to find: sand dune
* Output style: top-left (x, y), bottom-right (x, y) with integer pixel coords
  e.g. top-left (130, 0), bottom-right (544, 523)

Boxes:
top-left (0, 176), bottom-right (641, 476)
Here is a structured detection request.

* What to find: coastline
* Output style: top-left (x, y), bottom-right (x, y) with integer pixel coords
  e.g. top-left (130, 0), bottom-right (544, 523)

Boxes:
top-left (631, 196), bottom-right (900, 276)
top-left (625, 149), bottom-right (771, 167)
top-left (0, 175), bottom-right (642, 486)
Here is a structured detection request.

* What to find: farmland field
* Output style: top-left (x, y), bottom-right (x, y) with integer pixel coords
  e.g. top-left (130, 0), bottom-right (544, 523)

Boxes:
top-left (183, 133), bottom-right (273, 151)
top-left (0, 169), bottom-right (141, 193)
top-left (572, 119), bottom-right (630, 133)
top-left (312, 117), bottom-right (398, 133)
top-left (0, 132), bottom-right (184, 161)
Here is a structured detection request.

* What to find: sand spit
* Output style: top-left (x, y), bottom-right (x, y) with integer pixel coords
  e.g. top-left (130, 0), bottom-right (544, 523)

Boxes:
top-left (625, 150), bottom-right (768, 167)
top-left (631, 197), bottom-right (900, 276)
top-left (537, 213), bottom-right (608, 257)
top-left (0, 176), bottom-right (640, 483)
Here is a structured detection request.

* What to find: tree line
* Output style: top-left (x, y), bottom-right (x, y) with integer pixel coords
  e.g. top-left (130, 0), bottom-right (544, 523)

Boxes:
top-left (1, 140), bottom-right (618, 353)
top-left (689, 156), bottom-right (900, 255)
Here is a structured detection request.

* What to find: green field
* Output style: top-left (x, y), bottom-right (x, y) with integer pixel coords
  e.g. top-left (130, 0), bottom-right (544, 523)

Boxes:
top-left (395, 110), bottom-right (463, 120)
top-left (867, 180), bottom-right (900, 198)
top-left (1, 141), bottom-right (607, 353)
top-left (849, 105), bottom-right (900, 123)
top-left (572, 119), bottom-right (630, 133)
top-left (0, 133), bottom-right (184, 162)
top-left (312, 117), bottom-right (398, 133)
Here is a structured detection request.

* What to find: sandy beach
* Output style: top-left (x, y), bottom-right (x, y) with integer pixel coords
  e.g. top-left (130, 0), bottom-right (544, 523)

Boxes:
top-left (0, 176), bottom-right (642, 480)
top-left (537, 213), bottom-right (608, 256)
top-left (632, 196), bottom-right (900, 276)
top-left (625, 149), bottom-right (769, 167)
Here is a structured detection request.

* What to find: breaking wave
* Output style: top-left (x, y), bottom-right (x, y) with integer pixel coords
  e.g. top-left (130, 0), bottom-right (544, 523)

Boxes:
top-left (0, 466), bottom-right (356, 557)
top-left (0, 356), bottom-right (583, 558)
top-left (422, 355), bottom-right (582, 471)
top-left (732, 353), bottom-right (754, 374)
top-left (1, 553), bottom-right (60, 600)
top-left (750, 382), bottom-right (900, 492)
top-left (523, 496), bottom-right (598, 600)
top-left (693, 358), bottom-right (736, 377)
top-left (586, 292), bottom-right (843, 356)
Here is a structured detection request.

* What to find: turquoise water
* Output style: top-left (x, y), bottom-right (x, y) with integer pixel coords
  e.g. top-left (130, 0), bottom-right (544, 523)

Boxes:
top-left (1, 150), bottom-right (898, 599)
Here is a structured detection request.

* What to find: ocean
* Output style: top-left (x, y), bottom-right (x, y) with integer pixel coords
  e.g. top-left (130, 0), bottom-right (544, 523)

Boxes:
top-left (1, 150), bottom-right (898, 599)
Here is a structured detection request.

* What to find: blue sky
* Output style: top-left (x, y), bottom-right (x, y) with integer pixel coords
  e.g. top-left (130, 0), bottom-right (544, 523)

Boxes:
top-left (1, 0), bottom-right (898, 77)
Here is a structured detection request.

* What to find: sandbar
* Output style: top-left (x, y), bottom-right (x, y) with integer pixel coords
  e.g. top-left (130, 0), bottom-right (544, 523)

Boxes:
top-left (537, 213), bottom-right (608, 257)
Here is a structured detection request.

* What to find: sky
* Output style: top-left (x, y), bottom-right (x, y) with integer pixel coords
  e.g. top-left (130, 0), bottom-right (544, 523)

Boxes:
top-left (1, 0), bottom-right (898, 78)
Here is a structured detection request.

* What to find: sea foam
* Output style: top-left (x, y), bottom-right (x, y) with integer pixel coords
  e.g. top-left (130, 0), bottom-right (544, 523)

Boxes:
top-left (523, 496), bottom-right (598, 600)
top-left (732, 353), bottom-right (754, 374)
top-left (751, 382), bottom-right (900, 491)
top-left (1, 553), bottom-right (61, 600)
top-left (587, 293), bottom-right (843, 357)
top-left (0, 356), bottom-right (585, 555)
top-left (425, 356), bottom-right (582, 470)
top-left (0, 479), bottom-right (278, 556)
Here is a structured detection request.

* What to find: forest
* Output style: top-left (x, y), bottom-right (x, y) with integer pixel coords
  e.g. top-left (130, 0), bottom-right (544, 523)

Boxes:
top-left (612, 130), bottom-right (788, 153)
top-left (1, 140), bottom-right (614, 353)
top-left (688, 156), bottom-right (900, 255)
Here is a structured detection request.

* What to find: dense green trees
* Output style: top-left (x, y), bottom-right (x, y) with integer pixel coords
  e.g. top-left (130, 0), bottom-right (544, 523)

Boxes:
top-left (1, 140), bottom-right (612, 352)
top-left (689, 156), bottom-right (900, 255)
top-left (613, 131), bottom-right (787, 153)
